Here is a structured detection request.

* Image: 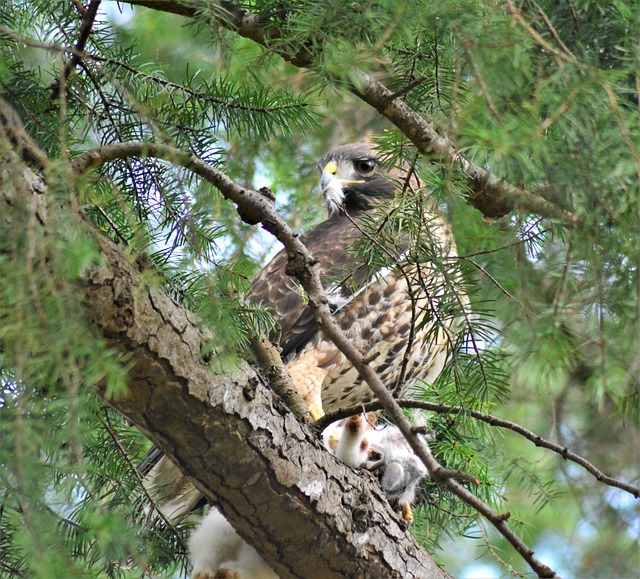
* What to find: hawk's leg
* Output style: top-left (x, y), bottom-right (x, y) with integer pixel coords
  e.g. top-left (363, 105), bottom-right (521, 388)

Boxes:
top-left (286, 351), bottom-right (328, 420)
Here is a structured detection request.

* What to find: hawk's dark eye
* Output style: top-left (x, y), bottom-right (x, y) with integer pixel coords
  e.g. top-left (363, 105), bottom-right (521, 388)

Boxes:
top-left (354, 159), bottom-right (376, 176)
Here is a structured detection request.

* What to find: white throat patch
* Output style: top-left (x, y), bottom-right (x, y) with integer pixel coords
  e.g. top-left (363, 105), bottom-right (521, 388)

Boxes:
top-left (322, 180), bottom-right (345, 216)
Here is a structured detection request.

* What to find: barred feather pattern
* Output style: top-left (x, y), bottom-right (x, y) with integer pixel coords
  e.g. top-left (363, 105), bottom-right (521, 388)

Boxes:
top-left (249, 147), bottom-right (465, 417)
top-left (143, 144), bottom-right (467, 531)
top-left (269, 217), bottom-right (461, 415)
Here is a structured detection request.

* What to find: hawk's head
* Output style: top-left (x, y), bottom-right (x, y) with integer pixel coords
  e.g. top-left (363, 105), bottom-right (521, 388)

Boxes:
top-left (317, 143), bottom-right (398, 217)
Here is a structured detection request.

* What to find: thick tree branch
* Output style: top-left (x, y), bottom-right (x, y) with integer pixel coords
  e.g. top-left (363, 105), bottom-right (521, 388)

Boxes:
top-left (72, 139), bottom-right (559, 578)
top-left (0, 142), bottom-right (448, 577)
top-left (347, 70), bottom-right (576, 224)
top-left (116, 0), bottom-right (577, 226)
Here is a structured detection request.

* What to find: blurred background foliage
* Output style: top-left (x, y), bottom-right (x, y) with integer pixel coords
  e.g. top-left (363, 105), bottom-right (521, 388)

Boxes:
top-left (0, 0), bottom-right (638, 577)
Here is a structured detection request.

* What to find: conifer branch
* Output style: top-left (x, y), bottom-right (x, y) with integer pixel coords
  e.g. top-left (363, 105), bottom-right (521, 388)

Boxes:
top-left (89, 54), bottom-right (313, 114)
top-left (50, 0), bottom-right (102, 101)
top-left (0, 97), bottom-right (51, 170)
top-left (101, 408), bottom-right (183, 538)
top-left (1, 109), bottom-right (447, 579)
top-left (2, 2), bottom-right (638, 577)
top-left (347, 70), bottom-right (576, 225)
top-left (116, 0), bottom-right (578, 227)
top-left (72, 139), bottom-right (560, 578)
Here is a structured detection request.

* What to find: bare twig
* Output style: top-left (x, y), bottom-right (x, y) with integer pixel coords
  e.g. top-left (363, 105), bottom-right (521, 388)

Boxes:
top-left (50, 0), bottom-right (102, 100)
top-left (318, 398), bottom-right (640, 499)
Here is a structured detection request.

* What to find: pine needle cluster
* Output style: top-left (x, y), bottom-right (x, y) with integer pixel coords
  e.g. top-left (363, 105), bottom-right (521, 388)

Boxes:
top-left (0, 0), bottom-right (638, 576)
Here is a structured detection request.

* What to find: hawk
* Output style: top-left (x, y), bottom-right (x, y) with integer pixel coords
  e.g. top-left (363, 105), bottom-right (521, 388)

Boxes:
top-left (250, 142), bottom-right (460, 420)
top-left (144, 142), bottom-right (463, 521)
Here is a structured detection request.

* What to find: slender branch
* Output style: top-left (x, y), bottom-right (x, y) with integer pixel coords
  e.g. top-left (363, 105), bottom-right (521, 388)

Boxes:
top-left (50, 0), bottom-right (102, 100)
top-left (92, 203), bottom-right (130, 245)
top-left (460, 228), bottom-right (552, 258)
top-left (88, 53), bottom-right (311, 114)
top-left (115, 0), bottom-right (578, 228)
top-left (503, 0), bottom-right (579, 66)
top-left (71, 0), bottom-right (88, 16)
top-left (248, 335), bottom-right (309, 420)
top-left (382, 75), bottom-right (430, 103)
top-left (72, 139), bottom-right (560, 578)
top-left (529, 0), bottom-right (578, 63)
top-left (478, 521), bottom-right (525, 578)
top-left (463, 41), bottom-right (503, 123)
top-left (318, 398), bottom-right (640, 499)
top-left (603, 83), bottom-right (640, 176)
top-left (534, 85), bottom-right (582, 137)
top-left (458, 255), bottom-right (533, 313)
top-left (101, 408), bottom-right (183, 538)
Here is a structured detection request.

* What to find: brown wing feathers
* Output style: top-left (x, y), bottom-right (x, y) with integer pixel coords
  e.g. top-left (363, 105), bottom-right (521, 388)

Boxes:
top-left (249, 144), bottom-right (458, 418)
top-left (249, 213), bottom-right (365, 359)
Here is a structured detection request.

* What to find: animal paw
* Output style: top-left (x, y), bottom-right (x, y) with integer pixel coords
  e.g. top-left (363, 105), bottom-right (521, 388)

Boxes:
top-left (399, 502), bottom-right (414, 526)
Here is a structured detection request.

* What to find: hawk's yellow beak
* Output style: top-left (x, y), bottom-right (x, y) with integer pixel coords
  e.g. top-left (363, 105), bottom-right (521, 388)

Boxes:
top-left (323, 161), bottom-right (338, 175)
top-left (320, 160), bottom-right (365, 190)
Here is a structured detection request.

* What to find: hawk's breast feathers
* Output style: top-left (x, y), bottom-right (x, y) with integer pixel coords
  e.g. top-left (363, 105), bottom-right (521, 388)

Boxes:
top-left (249, 143), bottom-right (462, 417)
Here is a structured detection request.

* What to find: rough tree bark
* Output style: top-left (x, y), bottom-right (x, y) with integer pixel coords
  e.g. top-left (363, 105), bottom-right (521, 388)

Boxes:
top-left (0, 116), bottom-right (449, 577)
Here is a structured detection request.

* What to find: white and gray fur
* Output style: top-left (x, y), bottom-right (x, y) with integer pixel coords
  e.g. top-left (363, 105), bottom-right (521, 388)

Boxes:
top-left (366, 426), bottom-right (429, 513)
top-left (323, 414), bottom-right (429, 520)
top-left (189, 508), bottom-right (277, 579)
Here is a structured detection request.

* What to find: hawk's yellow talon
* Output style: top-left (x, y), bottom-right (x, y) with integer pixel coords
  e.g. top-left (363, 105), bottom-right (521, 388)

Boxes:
top-left (309, 405), bottom-right (325, 421)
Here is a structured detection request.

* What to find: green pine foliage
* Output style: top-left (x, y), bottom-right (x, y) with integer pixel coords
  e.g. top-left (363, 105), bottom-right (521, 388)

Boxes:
top-left (0, 0), bottom-right (638, 577)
